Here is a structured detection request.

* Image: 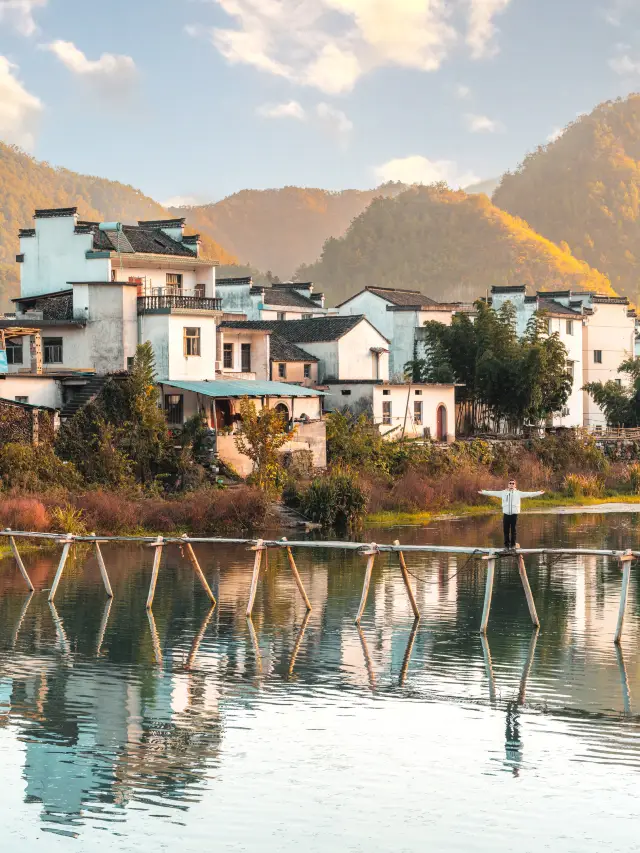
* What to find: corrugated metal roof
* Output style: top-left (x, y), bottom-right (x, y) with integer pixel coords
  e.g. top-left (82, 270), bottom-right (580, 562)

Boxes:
top-left (159, 379), bottom-right (324, 397)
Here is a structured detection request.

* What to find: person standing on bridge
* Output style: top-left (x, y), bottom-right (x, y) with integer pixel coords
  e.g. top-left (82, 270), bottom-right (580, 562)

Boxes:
top-left (478, 479), bottom-right (545, 550)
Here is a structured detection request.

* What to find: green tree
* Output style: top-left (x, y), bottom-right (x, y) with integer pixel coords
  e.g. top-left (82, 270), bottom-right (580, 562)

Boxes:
top-left (233, 398), bottom-right (294, 493)
top-left (584, 356), bottom-right (640, 426)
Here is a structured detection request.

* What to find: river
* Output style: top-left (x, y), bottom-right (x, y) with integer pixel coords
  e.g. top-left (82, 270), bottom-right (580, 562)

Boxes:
top-left (0, 510), bottom-right (639, 851)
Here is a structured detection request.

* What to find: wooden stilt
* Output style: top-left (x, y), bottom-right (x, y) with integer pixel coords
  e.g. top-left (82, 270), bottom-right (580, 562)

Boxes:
top-left (96, 597), bottom-right (112, 657)
top-left (281, 538), bottom-right (312, 611)
top-left (393, 540), bottom-right (420, 619)
top-left (399, 616), bottom-right (420, 686)
top-left (181, 534), bottom-right (216, 604)
top-left (480, 633), bottom-right (496, 704)
top-left (246, 615), bottom-right (262, 673)
top-left (615, 643), bottom-right (632, 716)
top-left (479, 555), bottom-right (496, 634)
top-left (246, 539), bottom-right (264, 617)
top-left (356, 623), bottom-right (376, 689)
top-left (355, 545), bottom-right (377, 625)
top-left (517, 554), bottom-right (539, 627)
top-left (8, 533), bottom-right (34, 592)
top-left (145, 536), bottom-right (164, 610)
top-left (288, 610), bottom-right (311, 676)
top-left (147, 607), bottom-right (163, 666)
top-left (11, 591), bottom-right (33, 648)
top-left (186, 604), bottom-right (216, 670)
top-left (94, 539), bottom-right (114, 598)
top-left (48, 535), bottom-right (74, 603)
top-left (614, 551), bottom-right (634, 644)
top-left (517, 628), bottom-right (539, 705)
top-left (49, 601), bottom-right (71, 656)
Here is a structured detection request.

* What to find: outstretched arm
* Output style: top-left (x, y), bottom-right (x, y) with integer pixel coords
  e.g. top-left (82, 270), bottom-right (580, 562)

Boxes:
top-left (478, 490), bottom-right (505, 497)
top-left (519, 490), bottom-right (545, 498)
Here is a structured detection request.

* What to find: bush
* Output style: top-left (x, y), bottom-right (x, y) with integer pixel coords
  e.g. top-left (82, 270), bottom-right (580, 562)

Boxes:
top-left (563, 473), bottom-right (604, 498)
top-left (50, 504), bottom-right (88, 535)
top-left (0, 497), bottom-right (51, 531)
top-left (626, 462), bottom-right (640, 495)
top-left (0, 443), bottom-right (81, 492)
top-left (296, 470), bottom-right (369, 530)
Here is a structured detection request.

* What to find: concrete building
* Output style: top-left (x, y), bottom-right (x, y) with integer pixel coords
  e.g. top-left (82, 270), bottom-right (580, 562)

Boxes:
top-left (490, 286), bottom-right (636, 429)
top-left (216, 278), bottom-right (327, 321)
top-left (335, 286), bottom-right (469, 377)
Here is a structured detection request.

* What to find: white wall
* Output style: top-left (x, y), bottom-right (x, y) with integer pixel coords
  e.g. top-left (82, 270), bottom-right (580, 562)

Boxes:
top-left (337, 322), bottom-right (390, 380)
top-left (218, 329), bottom-right (270, 380)
top-left (547, 314), bottom-right (584, 428)
top-left (337, 291), bottom-right (394, 340)
top-left (583, 302), bottom-right (636, 428)
top-left (0, 375), bottom-right (62, 408)
top-left (20, 215), bottom-right (110, 297)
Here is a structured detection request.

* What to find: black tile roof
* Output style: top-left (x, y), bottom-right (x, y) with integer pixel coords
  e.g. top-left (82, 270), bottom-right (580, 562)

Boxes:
top-left (91, 225), bottom-right (196, 257)
top-left (34, 207), bottom-right (77, 219)
top-left (137, 218), bottom-right (186, 228)
top-left (219, 315), bottom-right (382, 343)
top-left (262, 288), bottom-right (322, 309)
top-left (364, 286), bottom-right (438, 307)
top-left (270, 333), bottom-right (318, 363)
top-left (537, 298), bottom-right (582, 316)
top-left (217, 277), bottom-right (253, 286)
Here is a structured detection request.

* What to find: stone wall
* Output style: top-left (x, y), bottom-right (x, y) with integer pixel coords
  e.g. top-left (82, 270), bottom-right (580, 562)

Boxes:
top-left (0, 401), bottom-right (55, 445)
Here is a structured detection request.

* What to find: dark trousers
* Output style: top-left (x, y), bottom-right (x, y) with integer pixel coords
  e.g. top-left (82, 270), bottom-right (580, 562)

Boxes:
top-left (503, 514), bottom-right (518, 548)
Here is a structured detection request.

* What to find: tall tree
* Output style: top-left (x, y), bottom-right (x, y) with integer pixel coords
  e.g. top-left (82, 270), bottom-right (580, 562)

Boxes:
top-left (584, 357), bottom-right (640, 426)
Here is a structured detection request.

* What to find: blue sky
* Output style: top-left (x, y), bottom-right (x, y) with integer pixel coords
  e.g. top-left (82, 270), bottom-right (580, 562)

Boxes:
top-left (0, 0), bottom-right (639, 205)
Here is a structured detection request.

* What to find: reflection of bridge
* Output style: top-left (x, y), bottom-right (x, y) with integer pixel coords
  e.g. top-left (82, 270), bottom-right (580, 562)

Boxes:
top-left (1, 530), bottom-right (638, 643)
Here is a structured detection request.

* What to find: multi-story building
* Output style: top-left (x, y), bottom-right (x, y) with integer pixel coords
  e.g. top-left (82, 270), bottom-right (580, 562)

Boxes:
top-left (216, 278), bottom-right (327, 321)
top-left (490, 285), bottom-right (636, 429)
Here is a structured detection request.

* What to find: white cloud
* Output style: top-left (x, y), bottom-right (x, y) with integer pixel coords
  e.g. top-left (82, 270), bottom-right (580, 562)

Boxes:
top-left (316, 102), bottom-right (353, 136)
top-left (466, 0), bottom-right (512, 59)
top-left (609, 53), bottom-right (640, 75)
top-left (257, 100), bottom-right (306, 120)
top-left (465, 112), bottom-right (503, 132)
top-left (0, 56), bottom-right (42, 150)
top-left (374, 155), bottom-right (479, 189)
top-left (188, 0), bottom-right (511, 94)
top-left (0, 0), bottom-right (47, 36)
top-left (455, 83), bottom-right (471, 98)
top-left (44, 40), bottom-right (136, 80)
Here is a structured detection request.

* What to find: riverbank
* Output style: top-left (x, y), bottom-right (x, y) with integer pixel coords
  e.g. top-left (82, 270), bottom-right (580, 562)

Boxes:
top-left (366, 493), bottom-right (640, 527)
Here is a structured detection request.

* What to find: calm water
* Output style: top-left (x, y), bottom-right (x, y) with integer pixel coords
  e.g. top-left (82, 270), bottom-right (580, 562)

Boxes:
top-left (1, 511), bottom-right (640, 851)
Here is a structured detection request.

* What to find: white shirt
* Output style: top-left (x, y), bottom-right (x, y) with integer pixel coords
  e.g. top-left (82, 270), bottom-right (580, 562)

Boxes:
top-left (479, 488), bottom-right (544, 515)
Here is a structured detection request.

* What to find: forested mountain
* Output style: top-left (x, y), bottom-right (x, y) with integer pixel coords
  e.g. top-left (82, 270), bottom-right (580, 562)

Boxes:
top-left (296, 185), bottom-right (614, 305)
top-left (0, 143), bottom-right (236, 305)
top-left (169, 183), bottom-right (407, 279)
top-left (493, 94), bottom-right (640, 302)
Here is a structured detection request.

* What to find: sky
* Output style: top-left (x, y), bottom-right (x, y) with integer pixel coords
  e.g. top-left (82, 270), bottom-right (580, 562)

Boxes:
top-left (0, 0), bottom-right (639, 206)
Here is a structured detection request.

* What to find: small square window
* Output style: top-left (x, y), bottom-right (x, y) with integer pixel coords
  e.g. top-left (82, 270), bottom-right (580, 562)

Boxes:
top-left (615, 378), bottom-right (622, 386)
top-left (223, 343), bottom-right (233, 369)
top-left (6, 339), bottom-right (23, 365)
top-left (166, 273), bottom-right (182, 292)
top-left (414, 389), bottom-right (422, 396)
top-left (341, 389), bottom-right (351, 396)
top-left (382, 389), bottom-right (391, 396)
top-left (184, 327), bottom-right (201, 357)
top-left (594, 350), bottom-right (602, 364)
top-left (303, 363), bottom-right (311, 379)
top-left (277, 312), bottom-right (286, 321)
top-left (278, 362), bottom-right (287, 378)
top-left (15, 396), bottom-right (28, 404)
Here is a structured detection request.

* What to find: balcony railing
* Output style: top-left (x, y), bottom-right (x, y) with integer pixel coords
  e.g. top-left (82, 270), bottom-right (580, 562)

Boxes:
top-left (137, 295), bottom-right (222, 314)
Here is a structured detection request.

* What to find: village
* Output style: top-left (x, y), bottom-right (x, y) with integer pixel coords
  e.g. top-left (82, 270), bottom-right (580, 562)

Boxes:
top-left (0, 206), bottom-right (637, 483)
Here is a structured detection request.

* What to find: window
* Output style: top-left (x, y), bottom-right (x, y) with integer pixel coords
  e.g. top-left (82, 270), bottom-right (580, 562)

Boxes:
top-left (383, 389), bottom-right (391, 396)
top-left (414, 400), bottom-right (423, 425)
top-left (341, 389), bottom-right (352, 396)
top-left (616, 378), bottom-right (622, 386)
top-left (594, 350), bottom-right (603, 364)
top-left (195, 283), bottom-right (205, 298)
top-left (166, 273), bottom-right (182, 292)
top-left (567, 360), bottom-right (574, 379)
top-left (6, 339), bottom-right (23, 365)
top-left (223, 343), bottom-right (233, 369)
top-left (127, 356), bottom-right (134, 371)
top-left (241, 343), bottom-right (251, 372)
top-left (547, 318), bottom-right (553, 334)
top-left (302, 313), bottom-right (312, 319)
top-left (277, 312), bottom-right (286, 321)
top-left (111, 269), bottom-right (117, 282)
top-left (382, 400), bottom-right (392, 425)
top-left (303, 363), bottom-right (311, 379)
top-left (43, 337), bottom-right (63, 364)
top-left (15, 396), bottom-right (28, 404)
top-left (566, 320), bottom-right (573, 335)
top-left (278, 362), bottom-right (287, 379)
top-left (165, 394), bottom-right (183, 425)
top-left (414, 389), bottom-right (422, 396)
top-left (184, 327), bottom-right (201, 357)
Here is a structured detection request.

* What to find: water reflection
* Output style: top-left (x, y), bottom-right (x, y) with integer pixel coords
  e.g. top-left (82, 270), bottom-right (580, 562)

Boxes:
top-left (0, 511), bottom-right (639, 849)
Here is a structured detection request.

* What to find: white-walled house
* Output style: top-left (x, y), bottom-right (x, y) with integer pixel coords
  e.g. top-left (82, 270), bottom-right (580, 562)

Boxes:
top-left (490, 285), bottom-right (636, 429)
top-left (335, 286), bottom-right (470, 377)
top-left (216, 278), bottom-right (327, 321)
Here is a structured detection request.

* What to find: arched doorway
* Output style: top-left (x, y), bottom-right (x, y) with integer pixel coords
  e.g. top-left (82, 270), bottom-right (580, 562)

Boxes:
top-left (436, 404), bottom-right (447, 442)
top-left (274, 403), bottom-right (290, 426)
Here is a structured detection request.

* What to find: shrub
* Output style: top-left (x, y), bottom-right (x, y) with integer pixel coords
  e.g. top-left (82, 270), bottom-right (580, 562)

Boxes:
top-left (296, 470), bottom-right (369, 530)
top-left (0, 443), bottom-right (81, 492)
top-left (626, 462), bottom-right (640, 495)
top-left (563, 473), bottom-right (604, 498)
top-left (0, 497), bottom-right (51, 532)
top-left (50, 504), bottom-right (88, 535)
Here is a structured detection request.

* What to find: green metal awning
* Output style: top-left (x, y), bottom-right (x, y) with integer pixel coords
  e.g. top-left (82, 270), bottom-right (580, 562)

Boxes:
top-left (158, 379), bottom-right (324, 398)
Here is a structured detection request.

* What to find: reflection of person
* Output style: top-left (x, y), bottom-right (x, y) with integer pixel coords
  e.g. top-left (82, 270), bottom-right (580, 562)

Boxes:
top-left (478, 479), bottom-right (545, 550)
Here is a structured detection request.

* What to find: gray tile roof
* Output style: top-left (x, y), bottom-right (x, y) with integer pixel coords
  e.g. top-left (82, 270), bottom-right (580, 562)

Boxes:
top-left (537, 298), bottom-right (582, 316)
top-left (91, 225), bottom-right (196, 257)
top-left (364, 286), bottom-right (439, 307)
top-left (270, 333), bottom-right (318, 362)
top-left (261, 288), bottom-right (322, 309)
top-left (219, 314), bottom-right (372, 343)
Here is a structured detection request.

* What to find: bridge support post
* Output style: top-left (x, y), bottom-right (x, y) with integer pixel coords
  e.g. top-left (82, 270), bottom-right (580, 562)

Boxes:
top-left (517, 554), bottom-right (539, 627)
top-left (146, 536), bottom-right (164, 610)
top-left (355, 545), bottom-right (377, 625)
top-left (480, 555), bottom-right (495, 634)
top-left (246, 539), bottom-right (264, 617)
top-left (615, 550), bottom-right (634, 644)
top-left (394, 540), bottom-right (420, 619)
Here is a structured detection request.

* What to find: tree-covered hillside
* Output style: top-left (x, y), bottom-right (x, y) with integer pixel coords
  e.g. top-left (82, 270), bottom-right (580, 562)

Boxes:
top-left (296, 185), bottom-right (614, 305)
top-left (493, 94), bottom-right (640, 302)
top-left (170, 183), bottom-right (407, 280)
top-left (0, 143), bottom-right (236, 305)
